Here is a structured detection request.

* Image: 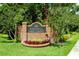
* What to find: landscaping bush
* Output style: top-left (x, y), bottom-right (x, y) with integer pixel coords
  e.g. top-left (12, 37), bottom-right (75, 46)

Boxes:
top-left (63, 34), bottom-right (71, 40)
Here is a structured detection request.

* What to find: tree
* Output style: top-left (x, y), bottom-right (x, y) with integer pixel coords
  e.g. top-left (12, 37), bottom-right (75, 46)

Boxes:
top-left (48, 3), bottom-right (79, 43)
top-left (0, 3), bottom-right (29, 40)
top-left (0, 3), bottom-right (49, 40)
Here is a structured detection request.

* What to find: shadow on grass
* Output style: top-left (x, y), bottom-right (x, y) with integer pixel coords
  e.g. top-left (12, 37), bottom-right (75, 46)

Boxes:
top-left (1, 36), bottom-right (8, 39)
top-left (49, 43), bottom-right (61, 48)
top-left (49, 41), bottom-right (71, 48)
top-left (0, 36), bottom-right (16, 43)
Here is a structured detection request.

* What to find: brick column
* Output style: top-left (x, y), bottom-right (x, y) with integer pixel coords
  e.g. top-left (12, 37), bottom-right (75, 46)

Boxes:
top-left (21, 22), bottom-right (27, 42)
top-left (46, 24), bottom-right (51, 37)
top-left (46, 24), bottom-right (54, 43)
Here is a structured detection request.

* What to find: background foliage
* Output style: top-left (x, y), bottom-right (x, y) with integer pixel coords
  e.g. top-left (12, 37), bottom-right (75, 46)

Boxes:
top-left (0, 3), bottom-right (47, 40)
top-left (48, 4), bottom-right (79, 42)
top-left (0, 3), bottom-right (79, 42)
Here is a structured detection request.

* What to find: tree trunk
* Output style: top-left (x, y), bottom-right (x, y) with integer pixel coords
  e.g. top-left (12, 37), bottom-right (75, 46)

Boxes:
top-left (8, 29), bottom-right (15, 40)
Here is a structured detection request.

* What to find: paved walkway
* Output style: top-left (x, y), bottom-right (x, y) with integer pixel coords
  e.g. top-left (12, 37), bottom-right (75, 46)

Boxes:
top-left (68, 40), bottom-right (79, 56)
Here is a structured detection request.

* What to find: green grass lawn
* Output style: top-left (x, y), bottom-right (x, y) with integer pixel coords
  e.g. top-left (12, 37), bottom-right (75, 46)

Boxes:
top-left (0, 32), bottom-right (79, 56)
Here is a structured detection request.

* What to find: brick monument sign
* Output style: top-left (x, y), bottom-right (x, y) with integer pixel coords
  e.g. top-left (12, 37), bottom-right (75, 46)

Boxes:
top-left (17, 22), bottom-right (54, 47)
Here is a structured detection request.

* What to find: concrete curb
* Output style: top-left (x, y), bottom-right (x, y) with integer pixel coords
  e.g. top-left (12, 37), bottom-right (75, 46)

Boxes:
top-left (68, 40), bottom-right (79, 56)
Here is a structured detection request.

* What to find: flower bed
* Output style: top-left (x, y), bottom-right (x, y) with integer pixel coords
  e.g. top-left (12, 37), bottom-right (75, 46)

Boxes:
top-left (21, 39), bottom-right (50, 47)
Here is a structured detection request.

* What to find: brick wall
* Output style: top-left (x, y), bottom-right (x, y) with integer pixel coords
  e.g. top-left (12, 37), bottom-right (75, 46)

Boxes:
top-left (18, 22), bottom-right (54, 43)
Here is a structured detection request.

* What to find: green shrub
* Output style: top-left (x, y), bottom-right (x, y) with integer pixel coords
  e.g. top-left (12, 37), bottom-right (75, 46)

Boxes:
top-left (63, 34), bottom-right (71, 40)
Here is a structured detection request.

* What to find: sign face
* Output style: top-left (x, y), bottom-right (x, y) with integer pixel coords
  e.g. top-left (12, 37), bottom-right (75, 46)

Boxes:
top-left (28, 23), bottom-right (46, 33)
